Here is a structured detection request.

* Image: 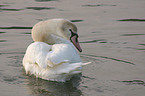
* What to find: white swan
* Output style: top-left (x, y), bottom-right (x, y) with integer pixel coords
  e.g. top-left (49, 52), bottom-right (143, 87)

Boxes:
top-left (23, 19), bottom-right (83, 82)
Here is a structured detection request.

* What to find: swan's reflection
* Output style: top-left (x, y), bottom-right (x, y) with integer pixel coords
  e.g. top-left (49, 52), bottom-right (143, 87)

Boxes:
top-left (26, 74), bottom-right (82, 96)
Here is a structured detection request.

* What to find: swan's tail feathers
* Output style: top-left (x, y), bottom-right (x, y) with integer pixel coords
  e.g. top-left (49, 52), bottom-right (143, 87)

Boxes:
top-left (51, 62), bottom-right (91, 75)
top-left (51, 62), bottom-right (82, 75)
top-left (82, 62), bottom-right (92, 66)
top-left (23, 62), bottom-right (91, 82)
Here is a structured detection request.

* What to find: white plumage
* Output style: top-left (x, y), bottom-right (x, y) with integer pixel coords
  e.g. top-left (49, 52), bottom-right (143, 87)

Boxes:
top-left (23, 19), bottom-right (83, 82)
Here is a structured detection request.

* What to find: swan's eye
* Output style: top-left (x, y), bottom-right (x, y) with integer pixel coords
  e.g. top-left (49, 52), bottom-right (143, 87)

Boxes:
top-left (69, 29), bottom-right (72, 32)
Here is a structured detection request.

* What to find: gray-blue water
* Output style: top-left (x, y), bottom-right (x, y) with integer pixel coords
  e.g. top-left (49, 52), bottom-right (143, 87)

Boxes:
top-left (0, 0), bottom-right (145, 96)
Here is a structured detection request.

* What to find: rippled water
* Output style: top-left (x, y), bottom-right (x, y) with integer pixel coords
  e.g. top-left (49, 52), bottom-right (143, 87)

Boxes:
top-left (0, 0), bottom-right (145, 96)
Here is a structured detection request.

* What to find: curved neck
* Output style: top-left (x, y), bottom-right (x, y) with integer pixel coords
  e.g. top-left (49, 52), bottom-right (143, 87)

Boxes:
top-left (46, 34), bottom-right (78, 52)
top-left (48, 34), bottom-right (71, 45)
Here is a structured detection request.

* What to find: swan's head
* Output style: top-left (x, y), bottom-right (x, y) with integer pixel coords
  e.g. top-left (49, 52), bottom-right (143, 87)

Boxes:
top-left (32, 19), bottom-right (82, 52)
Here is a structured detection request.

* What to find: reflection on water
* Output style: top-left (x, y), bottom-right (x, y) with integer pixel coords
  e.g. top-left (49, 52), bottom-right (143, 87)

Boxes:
top-left (0, 32), bottom-right (6, 34)
top-left (0, 7), bottom-right (55, 12)
top-left (82, 4), bottom-right (116, 7)
top-left (22, 32), bottom-right (31, 35)
top-left (0, 40), bottom-right (7, 42)
top-left (121, 34), bottom-right (145, 36)
top-left (0, 5), bottom-right (8, 7)
top-left (35, 0), bottom-right (58, 2)
top-left (0, 26), bottom-right (32, 29)
top-left (0, 8), bottom-right (23, 11)
top-left (82, 54), bottom-right (135, 65)
top-left (26, 7), bottom-right (55, 10)
top-left (80, 39), bottom-right (106, 43)
top-left (70, 20), bottom-right (84, 23)
top-left (117, 19), bottom-right (145, 22)
top-left (125, 47), bottom-right (145, 51)
top-left (3, 75), bottom-right (17, 84)
top-left (117, 80), bottom-right (145, 86)
top-left (139, 44), bottom-right (145, 46)
top-left (26, 74), bottom-right (82, 96)
top-left (0, 32), bottom-right (6, 43)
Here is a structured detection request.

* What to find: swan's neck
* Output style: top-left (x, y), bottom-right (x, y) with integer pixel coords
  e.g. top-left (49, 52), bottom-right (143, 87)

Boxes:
top-left (48, 34), bottom-right (71, 45)
top-left (46, 34), bottom-right (78, 53)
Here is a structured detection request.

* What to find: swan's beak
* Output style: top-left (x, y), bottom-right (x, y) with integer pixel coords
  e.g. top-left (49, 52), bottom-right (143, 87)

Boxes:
top-left (71, 35), bottom-right (82, 52)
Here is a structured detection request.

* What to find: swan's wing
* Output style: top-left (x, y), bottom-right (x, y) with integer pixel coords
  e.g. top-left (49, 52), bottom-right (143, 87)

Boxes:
top-left (24, 43), bottom-right (81, 68)
top-left (46, 44), bottom-right (81, 67)
top-left (23, 42), bottom-right (51, 68)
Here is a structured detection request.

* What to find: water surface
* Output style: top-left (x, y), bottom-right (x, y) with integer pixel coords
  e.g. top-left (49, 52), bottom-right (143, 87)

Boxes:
top-left (0, 0), bottom-right (145, 96)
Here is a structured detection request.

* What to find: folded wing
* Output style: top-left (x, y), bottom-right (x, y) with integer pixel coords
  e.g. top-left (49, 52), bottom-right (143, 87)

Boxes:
top-left (23, 42), bottom-right (81, 69)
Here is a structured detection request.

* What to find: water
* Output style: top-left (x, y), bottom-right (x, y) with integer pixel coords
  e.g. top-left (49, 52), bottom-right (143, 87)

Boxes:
top-left (0, 0), bottom-right (145, 96)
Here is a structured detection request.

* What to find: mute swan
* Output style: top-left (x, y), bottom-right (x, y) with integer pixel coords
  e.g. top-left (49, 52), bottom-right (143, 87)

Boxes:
top-left (23, 19), bottom-right (84, 82)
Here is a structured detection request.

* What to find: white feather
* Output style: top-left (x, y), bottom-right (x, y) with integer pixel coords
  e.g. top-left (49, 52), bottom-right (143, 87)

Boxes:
top-left (23, 19), bottom-right (87, 82)
top-left (23, 42), bottom-right (82, 82)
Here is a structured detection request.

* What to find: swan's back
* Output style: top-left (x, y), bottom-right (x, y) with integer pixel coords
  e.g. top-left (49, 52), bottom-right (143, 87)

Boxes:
top-left (23, 42), bottom-right (82, 82)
